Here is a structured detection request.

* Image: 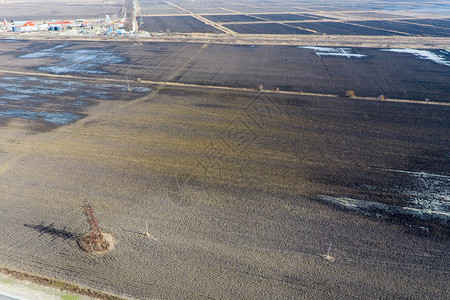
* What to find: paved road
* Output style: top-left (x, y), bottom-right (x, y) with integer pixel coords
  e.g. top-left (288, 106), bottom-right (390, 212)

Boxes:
top-left (0, 291), bottom-right (27, 300)
top-left (0, 294), bottom-right (19, 300)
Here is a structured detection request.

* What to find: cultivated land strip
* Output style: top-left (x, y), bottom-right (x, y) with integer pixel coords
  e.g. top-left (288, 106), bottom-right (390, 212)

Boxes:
top-left (2, 34), bottom-right (448, 49)
top-left (0, 69), bottom-right (448, 107)
top-left (162, 0), bottom-right (237, 34)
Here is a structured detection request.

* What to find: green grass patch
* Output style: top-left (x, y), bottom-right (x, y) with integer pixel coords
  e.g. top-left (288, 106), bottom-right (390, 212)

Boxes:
top-left (0, 278), bottom-right (14, 284)
top-left (61, 294), bottom-right (80, 300)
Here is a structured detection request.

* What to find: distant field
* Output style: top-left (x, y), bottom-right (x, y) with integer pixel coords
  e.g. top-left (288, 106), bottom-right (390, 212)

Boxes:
top-left (0, 0), bottom-right (124, 20)
top-left (247, 14), bottom-right (320, 22)
top-left (138, 15), bottom-right (450, 37)
top-left (350, 20), bottom-right (450, 37)
top-left (135, 1), bottom-right (450, 38)
top-left (138, 0), bottom-right (450, 16)
top-left (138, 0), bottom-right (185, 15)
top-left (201, 14), bottom-right (263, 23)
top-left (299, 13), bottom-right (337, 20)
top-left (139, 16), bottom-right (221, 33)
top-left (402, 18), bottom-right (450, 28)
top-left (203, 13), bottom-right (331, 22)
top-left (341, 11), bottom-right (408, 19)
top-left (223, 23), bottom-right (313, 34)
top-left (293, 22), bottom-right (405, 36)
top-left (135, 0), bottom-right (450, 40)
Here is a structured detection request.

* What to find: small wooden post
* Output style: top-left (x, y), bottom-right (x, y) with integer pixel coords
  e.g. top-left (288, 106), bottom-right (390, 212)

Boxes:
top-left (322, 241), bottom-right (335, 262)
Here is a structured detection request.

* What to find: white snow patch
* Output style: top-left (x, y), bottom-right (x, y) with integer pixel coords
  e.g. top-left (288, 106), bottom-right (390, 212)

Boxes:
top-left (379, 168), bottom-right (450, 214)
top-left (301, 46), bottom-right (367, 58)
top-left (382, 48), bottom-right (450, 66)
top-left (20, 45), bottom-right (124, 74)
top-left (380, 168), bottom-right (450, 179)
top-left (319, 195), bottom-right (449, 220)
top-left (320, 167), bottom-right (450, 224)
top-left (406, 172), bottom-right (450, 215)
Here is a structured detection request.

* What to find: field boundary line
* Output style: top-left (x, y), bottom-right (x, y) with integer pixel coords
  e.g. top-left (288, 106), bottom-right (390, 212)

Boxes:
top-left (339, 20), bottom-right (412, 36)
top-left (162, 0), bottom-right (237, 35)
top-left (0, 69), bottom-right (448, 106)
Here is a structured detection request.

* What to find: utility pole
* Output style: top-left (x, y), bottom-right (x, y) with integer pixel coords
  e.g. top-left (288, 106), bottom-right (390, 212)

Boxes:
top-left (327, 242), bottom-right (332, 257)
top-left (323, 241), bottom-right (335, 262)
top-left (82, 203), bottom-right (104, 243)
top-left (126, 72), bottom-right (131, 91)
top-left (80, 203), bottom-right (110, 253)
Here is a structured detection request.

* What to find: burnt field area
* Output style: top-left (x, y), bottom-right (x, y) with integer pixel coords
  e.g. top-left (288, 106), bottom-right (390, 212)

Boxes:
top-left (108, 43), bottom-right (448, 102)
top-left (223, 22), bottom-right (314, 34)
top-left (2, 40), bottom-right (449, 102)
top-left (345, 11), bottom-right (408, 19)
top-left (201, 14), bottom-right (263, 23)
top-left (0, 75), bottom-right (151, 132)
top-left (402, 18), bottom-right (450, 28)
top-left (293, 21), bottom-right (404, 36)
top-left (248, 13), bottom-right (322, 21)
top-left (0, 41), bottom-right (152, 131)
top-left (138, 0), bottom-right (185, 15)
top-left (139, 16), bottom-right (221, 34)
top-left (0, 77), bottom-right (449, 299)
top-left (148, 0), bottom-right (449, 15)
top-left (350, 20), bottom-right (450, 37)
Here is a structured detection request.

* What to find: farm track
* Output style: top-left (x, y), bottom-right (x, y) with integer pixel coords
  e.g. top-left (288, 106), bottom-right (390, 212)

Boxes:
top-left (161, 0), bottom-right (236, 34)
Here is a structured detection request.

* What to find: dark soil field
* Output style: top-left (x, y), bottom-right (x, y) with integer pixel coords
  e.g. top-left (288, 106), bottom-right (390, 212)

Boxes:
top-left (138, 0), bottom-right (186, 15)
top-left (2, 40), bottom-right (449, 102)
top-left (402, 18), bottom-right (450, 28)
top-left (346, 12), bottom-right (408, 19)
top-left (0, 73), bottom-right (449, 300)
top-left (350, 20), bottom-right (450, 37)
top-left (248, 14), bottom-right (319, 22)
top-left (201, 14), bottom-right (263, 23)
top-left (0, 0), bottom-right (124, 21)
top-left (137, 0), bottom-right (450, 18)
top-left (139, 16), bottom-right (221, 33)
top-left (300, 13), bottom-right (336, 20)
top-left (293, 22), bottom-right (405, 36)
top-left (99, 42), bottom-right (449, 102)
top-left (223, 23), bottom-right (314, 34)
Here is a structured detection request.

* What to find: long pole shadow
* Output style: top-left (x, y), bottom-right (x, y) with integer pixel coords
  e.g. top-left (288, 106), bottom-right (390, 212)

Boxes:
top-left (24, 222), bottom-right (79, 241)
